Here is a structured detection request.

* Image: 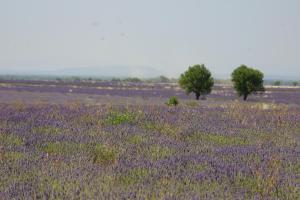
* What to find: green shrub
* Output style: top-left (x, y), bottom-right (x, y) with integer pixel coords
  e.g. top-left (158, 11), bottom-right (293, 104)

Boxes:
top-left (105, 110), bottom-right (136, 125)
top-left (166, 96), bottom-right (179, 106)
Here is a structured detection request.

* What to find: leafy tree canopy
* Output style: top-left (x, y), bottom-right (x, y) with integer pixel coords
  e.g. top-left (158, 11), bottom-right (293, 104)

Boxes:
top-left (179, 64), bottom-right (214, 100)
top-left (231, 65), bottom-right (264, 101)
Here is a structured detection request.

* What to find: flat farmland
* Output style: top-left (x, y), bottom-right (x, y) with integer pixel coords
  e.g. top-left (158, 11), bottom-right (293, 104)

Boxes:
top-left (0, 80), bottom-right (300, 199)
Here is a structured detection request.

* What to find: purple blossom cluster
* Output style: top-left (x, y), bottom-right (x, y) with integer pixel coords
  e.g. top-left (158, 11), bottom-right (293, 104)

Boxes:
top-left (0, 99), bottom-right (299, 199)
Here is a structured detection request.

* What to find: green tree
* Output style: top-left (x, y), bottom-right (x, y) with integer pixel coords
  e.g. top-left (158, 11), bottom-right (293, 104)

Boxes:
top-left (231, 65), bottom-right (265, 101)
top-left (292, 81), bottom-right (298, 86)
top-left (179, 64), bottom-right (214, 100)
top-left (123, 77), bottom-right (141, 82)
top-left (159, 75), bottom-right (170, 83)
top-left (273, 81), bottom-right (281, 86)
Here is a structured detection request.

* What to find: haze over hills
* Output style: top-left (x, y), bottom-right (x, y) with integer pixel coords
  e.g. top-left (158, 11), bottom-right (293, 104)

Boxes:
top-left (1, 66), bottom-right (164, 79)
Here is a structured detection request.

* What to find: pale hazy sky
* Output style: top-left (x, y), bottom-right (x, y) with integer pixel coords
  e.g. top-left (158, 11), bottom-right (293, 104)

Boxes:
top-left (1, 0), bottom-right (300, 78)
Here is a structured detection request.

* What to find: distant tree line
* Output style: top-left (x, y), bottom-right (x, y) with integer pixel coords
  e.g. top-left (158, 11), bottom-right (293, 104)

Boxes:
top-left (272, 80), bottom-right (299, 86)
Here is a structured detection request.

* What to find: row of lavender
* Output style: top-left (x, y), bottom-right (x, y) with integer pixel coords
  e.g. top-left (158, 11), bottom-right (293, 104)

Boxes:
top-left (1, 102), bottom-right (299, 199)
top-left (1, 81), bottom-right (300, 104)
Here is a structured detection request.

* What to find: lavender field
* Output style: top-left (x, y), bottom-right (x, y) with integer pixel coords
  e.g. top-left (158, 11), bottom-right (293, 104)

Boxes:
top-left (1, 81), bottom-right (300, 199)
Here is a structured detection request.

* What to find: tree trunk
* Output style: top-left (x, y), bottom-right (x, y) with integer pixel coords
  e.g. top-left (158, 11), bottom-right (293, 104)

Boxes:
top-left (243, 93), bottom-right (248, 101)
top-left (196, 93), bottom-right (200, 100)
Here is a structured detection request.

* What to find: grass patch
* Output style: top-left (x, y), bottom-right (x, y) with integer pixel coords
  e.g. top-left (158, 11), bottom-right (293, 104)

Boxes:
top-left (36, 176), bottom-right (82, 199)
top-left (118, 168), bottom-right (149, 187)
top-left (285, 162), bottom-right (300, 174)
top-left (187, 133), bottom-right (249, 146)
top-left (0, 134), bottom-right (24, 146)
top-left (185, 100), bottom-right (199, 107)
top-left (105, 110), bottom-right (137, 125)
top-left (190, 180), bottom-right (230, 199)
top-left (142, 122), bottom-right (180, 138)
top-left (244, 131), bottom-right (299, 147)
top-left (153, 177), bottom-right (188, 198)
top-left (77, 113), bottom-right (100, 126)
top-left (32, 126), bottom-right (62, 135)
top-left (91, 144), bottom-right (118, 165)
top-left (233, 175), bottom-right (258, 196)
top-left (147, 145), bottom-right (174, 160)
top-left (0, 170), bottom-right (35, 192)
top-left (40, 142), bottom-right (118, 165)
top-left (40, 142), bottom-right (86, 155)
top-left (126, 135), bottom-right (146, 145)
top-left (153, 177), bottom-right (225, 199)
top-left (187, 163), bottom-right (208, 172)
top-left (0, 151), bottom-right (24, 162)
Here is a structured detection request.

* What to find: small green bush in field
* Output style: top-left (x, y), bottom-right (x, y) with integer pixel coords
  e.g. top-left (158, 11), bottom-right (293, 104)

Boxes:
top-left (91, 144), bottom-right (117, 165)
top-left (105, 110), bottom-right (136, 125)
top-left (166, 96), bottom-right (179, 106)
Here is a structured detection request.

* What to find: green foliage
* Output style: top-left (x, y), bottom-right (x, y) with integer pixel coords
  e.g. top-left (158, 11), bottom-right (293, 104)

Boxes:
top-left (293, 81), bottom-right (298, 86)
top-left (187, 163), bottom-right (209, 172)
top-left (41, 142), bottom-right (60, 154)
top-left (0, 151), bottom-right (24, 163)
top-left (166, 96), bottom-right (179, 106)
top-left (36, 176), bottom-right (82, 199)
top-left (187, 133), bottom-right (249, 146)
top-left (179, 64), bottom-right (214, 100)
top-left (41, 142), bottom-right (85, 155)
top-left (126, 135), bottom-right (146, 145)
top-left (91, 144), bottom-right (118, 165)
top-left (142, 122), bottom-right (180, 138)
top-left (123, 77), bottom-right (142, 82)
top-left (148, 145), bottom-right (174, 160)
top-left (285, 162), bottom-right (300, 174)
top-left (119, 168), bottom-right (149, 187)
top-left (190, 180), bottom-right (223, 198)
top-left (32, 126), bottom-right (61, 135)
top-left (0, 134), bottom-right (23, 146)
top-left (105, 110), bottom-right (136, 125)
top-left (111, 78), bottom-right (121, 82)
top-left (273, 81), bottom-right (281, 86)
top-left (159, 75), bottom-right (170, 83)
top-left (231, 65), bottom-right (265, 101)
